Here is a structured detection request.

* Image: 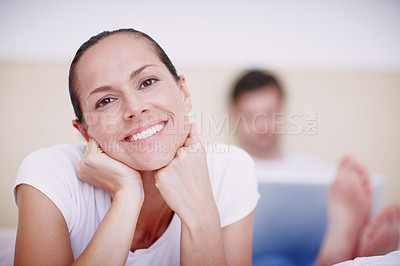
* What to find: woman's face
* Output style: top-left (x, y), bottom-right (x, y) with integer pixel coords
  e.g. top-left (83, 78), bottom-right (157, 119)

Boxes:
top-left (74, 33), bottom-right (192, 170)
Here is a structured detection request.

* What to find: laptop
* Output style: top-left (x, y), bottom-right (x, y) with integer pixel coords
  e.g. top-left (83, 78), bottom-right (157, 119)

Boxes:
top-left (252, 173), bottom-right (385, 263)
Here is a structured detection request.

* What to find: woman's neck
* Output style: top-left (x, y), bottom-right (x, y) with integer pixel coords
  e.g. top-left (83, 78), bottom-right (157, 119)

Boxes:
top-left (130, 170), bottom-right (174, 251)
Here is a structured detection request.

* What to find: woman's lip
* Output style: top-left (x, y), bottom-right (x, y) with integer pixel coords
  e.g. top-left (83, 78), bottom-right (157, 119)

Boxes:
top-left (121, 120), bottom-right (168, 143)
top-left (122, 120), bottom-right (167, 140)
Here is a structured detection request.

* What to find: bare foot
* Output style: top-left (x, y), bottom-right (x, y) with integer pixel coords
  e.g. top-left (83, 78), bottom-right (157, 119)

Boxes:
top-left (316, 156), bottom-right (372, 266)
top-left (357, 203), bottom-right (400, 257)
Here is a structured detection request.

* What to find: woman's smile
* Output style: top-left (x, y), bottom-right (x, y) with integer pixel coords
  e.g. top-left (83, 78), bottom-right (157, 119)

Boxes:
top-left (122, 120), bottom-right (168, 144)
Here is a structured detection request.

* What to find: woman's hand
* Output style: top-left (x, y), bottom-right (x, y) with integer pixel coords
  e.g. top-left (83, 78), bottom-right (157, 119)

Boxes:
top-left (155, 123), bottom-right (227, 265)
top-left (154, 123), bottom-right (218, 225)
top-left (76, 138), bottom-right (143, 199)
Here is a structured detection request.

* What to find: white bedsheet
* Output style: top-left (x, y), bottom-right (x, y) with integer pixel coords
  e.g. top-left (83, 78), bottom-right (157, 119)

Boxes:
top-left (335, 250), bottom-right (400, 266)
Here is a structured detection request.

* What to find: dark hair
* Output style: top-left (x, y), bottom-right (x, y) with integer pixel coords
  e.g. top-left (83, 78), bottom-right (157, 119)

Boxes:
top-left (231, 70), bottom-right (284, 104)
top-left (69, 28), bottom-right (179, 124)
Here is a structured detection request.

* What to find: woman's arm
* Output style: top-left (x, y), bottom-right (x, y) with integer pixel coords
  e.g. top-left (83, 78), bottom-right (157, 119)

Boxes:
top-left (15, 184), bottom-right (141, 266)
top-left (155, 124), bottom-right (228, 265)
top-left (15, 184), bottom-right (74, 266)
top-left (222, 211), bottom-right (255, 266)
top-left (155, 124), bottom-right (256, 265)
top-left (179, 200), bottom-right (255, 266)
top-left (15, 139), bottom-right (144, 265)
top-left (179, 204), bottom-right (227, 266)
top-left (73, 184), bottom-right (142, 265)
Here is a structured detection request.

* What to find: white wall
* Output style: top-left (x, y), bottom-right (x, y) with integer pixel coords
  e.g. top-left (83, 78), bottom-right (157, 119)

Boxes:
top-left (1, 0), bottom-right (399, 70)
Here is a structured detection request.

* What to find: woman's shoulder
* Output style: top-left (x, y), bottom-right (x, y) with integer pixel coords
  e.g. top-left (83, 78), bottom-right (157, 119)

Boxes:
top-left (203, 142), bottom-right (259, 227)
top-left (16, 143), bottom-right (86, 188)
top-left (28, 143), bottom-right (86, 158)
top-left (204, 142), bottom-right (254, 168)
top-left (204, 142), bottom-right (256, 185)
top-left (15, 143), bottom-right (95, 235)
top-left (21, 143), bottom-right (86, 167)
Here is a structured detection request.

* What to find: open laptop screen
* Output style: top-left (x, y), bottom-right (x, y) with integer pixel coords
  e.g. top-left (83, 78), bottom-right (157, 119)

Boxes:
top-left (252, 173), bottom-right (385, 263)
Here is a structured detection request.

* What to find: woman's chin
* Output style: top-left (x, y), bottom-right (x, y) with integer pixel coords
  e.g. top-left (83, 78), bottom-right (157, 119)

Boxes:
top-left (125, 152), bottom-right (175, 172)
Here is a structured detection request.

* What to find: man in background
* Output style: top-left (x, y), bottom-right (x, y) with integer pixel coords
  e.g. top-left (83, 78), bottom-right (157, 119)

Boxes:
top-left (230, 70), bottom-right (331, 179)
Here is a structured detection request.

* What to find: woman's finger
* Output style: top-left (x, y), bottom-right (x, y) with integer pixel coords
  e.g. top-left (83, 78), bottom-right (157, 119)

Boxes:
top-left (183, 123), bottom-right (201, 148)
top-left (189, 123), bottom-right (200, 141)
top-left (87, 137), bottom-right (103, 154)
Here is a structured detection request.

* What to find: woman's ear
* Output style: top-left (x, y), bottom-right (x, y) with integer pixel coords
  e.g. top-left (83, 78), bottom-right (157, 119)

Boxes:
top-left (178, 75), bottom-right (192, 113)
top-left (72, 120), bottom-right (90, 142)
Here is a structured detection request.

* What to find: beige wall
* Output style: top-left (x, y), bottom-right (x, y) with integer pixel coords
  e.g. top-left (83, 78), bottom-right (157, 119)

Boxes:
top-left (1, 62), bottom-right (399, 227)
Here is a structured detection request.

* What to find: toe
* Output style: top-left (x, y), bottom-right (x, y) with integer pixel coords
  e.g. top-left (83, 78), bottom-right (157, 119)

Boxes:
top-left (391, 204), bottom-right (400, 219)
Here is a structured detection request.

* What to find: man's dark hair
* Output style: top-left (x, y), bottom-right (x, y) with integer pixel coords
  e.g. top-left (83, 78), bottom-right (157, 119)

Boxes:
top-left (231, 70), bottom-right (284, 104)
top-left (69, 28), bottom-right (179, 124)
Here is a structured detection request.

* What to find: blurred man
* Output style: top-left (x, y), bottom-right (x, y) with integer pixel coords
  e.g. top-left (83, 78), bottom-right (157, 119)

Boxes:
top-left (230, 70), bottom-right (331, 178)
top-left (231, 70), bottom-right (283, 159)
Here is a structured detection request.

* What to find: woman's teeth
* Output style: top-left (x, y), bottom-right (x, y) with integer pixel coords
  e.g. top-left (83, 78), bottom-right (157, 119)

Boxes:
top-left (125, 122), bottom-right (165, 142)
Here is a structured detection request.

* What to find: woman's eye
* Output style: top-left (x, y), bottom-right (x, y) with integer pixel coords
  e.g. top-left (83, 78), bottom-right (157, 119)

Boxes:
top-left (140, 78), bottom-right (157, 89)
top-left (96, 97), bottom-right (116, 108)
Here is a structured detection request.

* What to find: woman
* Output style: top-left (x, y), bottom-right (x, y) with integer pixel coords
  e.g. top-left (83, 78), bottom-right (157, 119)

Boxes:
top-left (14, 29), bottom-right (259, 265)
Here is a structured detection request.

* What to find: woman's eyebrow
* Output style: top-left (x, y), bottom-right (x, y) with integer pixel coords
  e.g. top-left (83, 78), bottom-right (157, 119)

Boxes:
top-left (87, 64), bottom-right (157, 99)
top-left (130, 64), bottom-right (156, 80)
top-left (87, 85), bottom-right (112, 99)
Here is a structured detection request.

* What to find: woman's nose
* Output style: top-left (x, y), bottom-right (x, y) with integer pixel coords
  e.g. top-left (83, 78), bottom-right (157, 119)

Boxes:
top-left (123, 96), bottom-right (149, 120)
